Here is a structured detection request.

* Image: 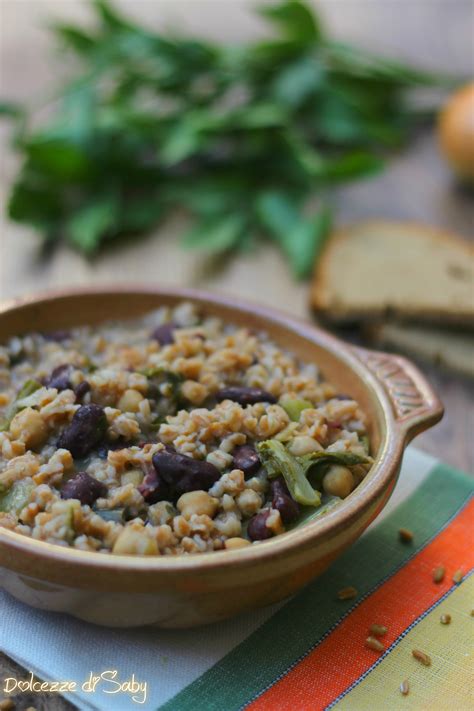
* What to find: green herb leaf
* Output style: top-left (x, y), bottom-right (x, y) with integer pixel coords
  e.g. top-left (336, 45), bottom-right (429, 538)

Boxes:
top-left (2, 0), bottom-right (456, 277)
top-left (67, 196), bottom-right (119, 253)
top-left (272, 55), bottom-right (325, 108)
top-left (182, 213), bottom-right (246, 254)
top-left (259, 0), bottom-right (323, 45)
top-left (256, 191), bottom-right (331, 278)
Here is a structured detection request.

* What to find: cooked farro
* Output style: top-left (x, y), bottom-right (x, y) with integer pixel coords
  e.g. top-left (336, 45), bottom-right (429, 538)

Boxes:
top-left (0, 303), bottom-right (372, 556)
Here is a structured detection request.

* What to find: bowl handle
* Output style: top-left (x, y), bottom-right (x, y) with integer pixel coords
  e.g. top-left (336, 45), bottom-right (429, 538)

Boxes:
top-left (351, 346), bottom-right (444, 443)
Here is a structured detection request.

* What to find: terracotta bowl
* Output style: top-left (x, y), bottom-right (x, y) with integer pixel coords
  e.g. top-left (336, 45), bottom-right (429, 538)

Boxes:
top-left (0, 287), bottom-right (443, 628)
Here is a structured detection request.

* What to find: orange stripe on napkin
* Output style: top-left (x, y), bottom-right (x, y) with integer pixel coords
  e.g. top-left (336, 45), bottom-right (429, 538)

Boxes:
top-left (247, 498), bottom-right (474, 711)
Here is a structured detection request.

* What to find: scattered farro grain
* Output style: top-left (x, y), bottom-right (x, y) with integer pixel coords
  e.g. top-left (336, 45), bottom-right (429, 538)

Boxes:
top-left (337, 586), bottom-right (358, 600)
top-left (0, 699), bottom-right (15, 711)
top-left (365, 636), bottom-right (385, 652)
top-left (452, 569), bottom-right (463, 584)
top-left (369, 624), bottom-right (387, 637)
top-left (412, 649), bottom-right (431, 666)
top-left (471, 609), bottom-right (474, 616)
top-left (440, 614), bottom-right (451, 625)
top-left (432, 565), bottom-right (445, 583)
top-left (398, 528), bottom-right (413, 543)
top-left (400, 679), bottom-right (410, 696)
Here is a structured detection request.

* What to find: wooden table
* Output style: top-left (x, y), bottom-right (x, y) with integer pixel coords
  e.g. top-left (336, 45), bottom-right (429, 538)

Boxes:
top-left (0, 1), bottom-right (472, 709)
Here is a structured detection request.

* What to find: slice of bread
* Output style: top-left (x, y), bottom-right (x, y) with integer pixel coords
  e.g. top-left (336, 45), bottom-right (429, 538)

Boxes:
top-left (311, 221), bottom-right (474, 327)
top-left (366, 322), bottom-right (474, 378)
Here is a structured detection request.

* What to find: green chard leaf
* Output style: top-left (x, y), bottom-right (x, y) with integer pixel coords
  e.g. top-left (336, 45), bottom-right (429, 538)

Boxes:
top-left (257, 439), bottom-right (321, 507)
top-left (0, 379), bottom-right (43, 432)
top-left (0, 479), bottom-right (35, 514)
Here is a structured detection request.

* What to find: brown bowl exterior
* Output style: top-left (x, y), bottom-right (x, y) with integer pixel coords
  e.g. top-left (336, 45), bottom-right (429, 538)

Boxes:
top-left (0, 288), bottom-right (443, 628)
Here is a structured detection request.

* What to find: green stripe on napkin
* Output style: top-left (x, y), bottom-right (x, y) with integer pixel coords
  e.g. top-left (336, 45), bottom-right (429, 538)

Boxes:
top-left (160, 463), bottom-right (474, 711)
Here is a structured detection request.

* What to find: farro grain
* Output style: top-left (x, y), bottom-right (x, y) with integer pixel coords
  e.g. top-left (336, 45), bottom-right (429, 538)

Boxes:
top-left (365, 636), bottom-right (384, 652)
top-left (398, 528), bottom-right (414, 543)
top-left (412, 649), bottom-right (431, 666)
top-left (433, 565), bottom-right (445, 583)
top-left (337, 586), bottom-right (358, 600)
top-left (399, 679), bottom-right (410, 696)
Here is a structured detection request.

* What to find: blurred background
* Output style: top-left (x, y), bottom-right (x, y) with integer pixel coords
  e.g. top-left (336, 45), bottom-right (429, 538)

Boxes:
top-left (0, 0), bottom-right (473, 470)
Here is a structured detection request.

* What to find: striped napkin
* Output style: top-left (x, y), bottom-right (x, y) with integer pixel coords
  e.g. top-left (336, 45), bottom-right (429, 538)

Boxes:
top-left (0, 447), bottom-right (472, 711)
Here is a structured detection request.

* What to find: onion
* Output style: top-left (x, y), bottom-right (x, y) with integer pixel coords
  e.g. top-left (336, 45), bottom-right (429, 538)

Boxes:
top-left (437, 83), bottom-right (474, 180)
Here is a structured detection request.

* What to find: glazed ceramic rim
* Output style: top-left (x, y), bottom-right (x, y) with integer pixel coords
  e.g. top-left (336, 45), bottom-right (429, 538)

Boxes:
top-left (0, 286), bottom-right (421, 574)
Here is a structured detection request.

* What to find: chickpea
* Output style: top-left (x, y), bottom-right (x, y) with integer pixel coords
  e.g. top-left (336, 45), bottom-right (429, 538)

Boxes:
top-left (117, 389), bottom-right (144, 413)
top-left (225, 537), bottom-right (252, 550)
top-left (112, 525), bottom-right (158, 555)
top-left (177, 490), bottom-right (218, 518)
top-left (9, 408), bottom-right (48, 449)
top-left (236, 488), bottom-right (262, 517)
top-left (121, 469), bottom-right (144, 487)
top-left (322, 465), bottom-right (354, 499)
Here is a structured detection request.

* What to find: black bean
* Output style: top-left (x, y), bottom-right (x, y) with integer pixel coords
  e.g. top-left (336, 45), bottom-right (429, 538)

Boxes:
top-left (57, 404), bottom-right (108, 458)
top-left (247, 510), bottom-right (273, 541)
top-left (333, 394), bottom-right (353, 401)
top-left (271, 477), bottom-right (300, 523)
top-left (61, 471), bottom-right (107, 506)
top-left (138, 463), bottom-right (171, 504)
top-left (151, 322), bottom-right (176, 345)
top-left (43, 364), bottom-right (73, 391)
top-left (74, 380), bottom-right (91, 402)
top-left (216, 387), bottom-right (277, 406)
top-left (233, 444), bottom-right (260, 477)
top-left (152, 448), bottom-right (220, 496)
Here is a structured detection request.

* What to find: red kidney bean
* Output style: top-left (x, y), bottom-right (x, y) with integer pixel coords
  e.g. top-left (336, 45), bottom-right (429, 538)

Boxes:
top-left (232, 444), bottom-right (260, 477)
top-left (138, 462), bottom-right (171, 503)
top-left (151, 322), bottom-right (176, 345)
top-left (43, 364), bottom-right (73, 391)
top-left (61, 471), bottom-right (107, 506)
top-left (247, 510), bottom-right (273, 541)
top-left (57, 404), bottom-right (108, 458)
top-left (74, 380), bottom-right (91, 402)
top-left (216, 387), bottom-right (277, 406)
top-left (152, 448), bottom-right (220, 496)
top-left (271, 477), bottom-right (300, 523)
top-left (43, 330), bottom-right (71, 342)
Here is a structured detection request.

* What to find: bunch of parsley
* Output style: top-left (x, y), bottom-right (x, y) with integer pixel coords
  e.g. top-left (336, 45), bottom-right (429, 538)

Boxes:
top-left (2, 0), bottom-right (454, 277)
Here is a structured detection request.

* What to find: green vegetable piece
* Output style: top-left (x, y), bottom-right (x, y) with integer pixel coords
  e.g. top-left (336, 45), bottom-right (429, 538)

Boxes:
top-left (0, 379), bottom-right (43, 432)
top-left (16, 379), bottom-right (43, 401)
top-left (0, 479), bottom-right (35, 515)
top-left (257, 439), bottom-right (321, 506)
top-left (301, 450), bottom-right (371, 469)
top-left (291, 495), bottom-right (341, 529)
top-left (280, 397), bottom-right (313, 421)
top-left (95, 508), bottom-right (125, 523)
